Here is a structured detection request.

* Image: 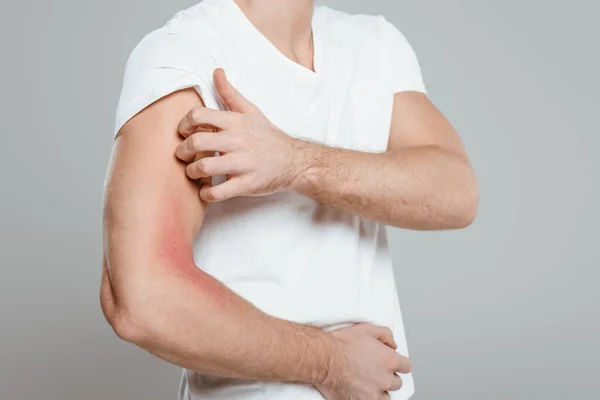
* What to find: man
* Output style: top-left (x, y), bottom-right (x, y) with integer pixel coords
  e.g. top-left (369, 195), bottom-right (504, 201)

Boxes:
top-left (101, 0), bottom-right (478, 399)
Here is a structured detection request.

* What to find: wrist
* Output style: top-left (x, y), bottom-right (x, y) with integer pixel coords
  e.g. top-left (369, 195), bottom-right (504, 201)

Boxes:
top-left (305, 328), bottom-right (339, 386)
top-left (287, 138), bottom-right (319, 194)
top-left (272, 319), bottom-right (338, 385)
top-left (283, 322), bottom-right (339, 385)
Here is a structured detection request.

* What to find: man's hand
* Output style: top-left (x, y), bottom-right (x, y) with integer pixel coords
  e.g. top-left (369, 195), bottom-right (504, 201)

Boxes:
top-left (175, 68), bottom-right (304, 202)
top-left (318, 323), bottom-right (412, 400)
top-left (105, 88), bottom-right (413, 391)
top-left (175, 69), bottom-right (477, 230)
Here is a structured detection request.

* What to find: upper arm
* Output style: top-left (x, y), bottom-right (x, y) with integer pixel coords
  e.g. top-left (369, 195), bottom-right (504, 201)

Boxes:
top-left (103, 88), bottom-right (206, 307)
top-left (103, 23), bottom-right (225, 313)
top-left (379, 17), bottom-right (467, 157)
top-left (387, 92), bottom-right (468, 158)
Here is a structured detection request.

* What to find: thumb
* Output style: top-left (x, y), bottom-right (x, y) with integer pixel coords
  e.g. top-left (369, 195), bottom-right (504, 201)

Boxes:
top-left (213, 68), bottom-right (255, 113)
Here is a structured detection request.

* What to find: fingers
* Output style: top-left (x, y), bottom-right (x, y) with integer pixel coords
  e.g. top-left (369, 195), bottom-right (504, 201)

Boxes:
top-left (176, 132), bottom-right (233, 162)
top-left (178, 106), bottom-right (239, 137)
top-left (370, 325), bottom-right (397, 350)
top-left (368, 323), bottom-right (412, 377)
top-left (199, 178), bottom-right (244, 202)
top-left (178, 69), bottom-right (256, 137)
top-left (388, 373), bottom-right (403, 391)
top-left (394, 355), bottom-right (413, 374)
top-left (213, 68), bottom-right (256, 113)
top-left (185, 155), bottom-right (244, 180)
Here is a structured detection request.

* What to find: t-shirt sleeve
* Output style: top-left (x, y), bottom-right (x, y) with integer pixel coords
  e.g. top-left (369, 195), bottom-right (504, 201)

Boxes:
top-left (380, 17), bottom-right (427, 95)
top-left (113, 29), bottom-right (223, 136)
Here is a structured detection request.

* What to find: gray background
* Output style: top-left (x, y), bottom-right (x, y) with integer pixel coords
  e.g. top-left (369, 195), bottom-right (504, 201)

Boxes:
top-left (0, 0), bottom-right (598, 399)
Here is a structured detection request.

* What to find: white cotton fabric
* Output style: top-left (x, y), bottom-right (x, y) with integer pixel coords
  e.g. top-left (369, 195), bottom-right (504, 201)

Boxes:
top-left (114, 1), bottom-right (427, 399)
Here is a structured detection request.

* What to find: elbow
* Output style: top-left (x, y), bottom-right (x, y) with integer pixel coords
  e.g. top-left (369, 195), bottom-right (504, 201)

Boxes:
top-left (100, 273), bottom-right (154, 345)
top-left (448, 173), bottom-right (479, 229)
top-left (105, 309), bottom-right (147, 345)
top-left (389, 179), bottom-right (478, 231)
top-left (105, 306), bottom-right (151, 345)
top-left (454, 195), bottom-right (478, 229)
top-left (423, 171), bottom-right (478, 230)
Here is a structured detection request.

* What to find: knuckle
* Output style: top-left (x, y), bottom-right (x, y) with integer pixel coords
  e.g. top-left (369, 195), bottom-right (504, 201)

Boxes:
top-left (187, 160), bottom-right (207, 178)
top-left (210, 187), bottom-right (227, 202)
top-left (189, 107), bottom-right (203, 122)
top-left (197, 159), bottom-right (211, 174)
top-left (224, 92), bottom-right (236, 105)
top-left (189, 134), bottom-right (201, 151)
top-left (201, 185), bottom-right (222, 202)
top-left (205, 189), bottom-right (217, 201)
top-left (185, 163), bottom-right (197, 178)
top-left (201, 188), bottom-right (215, 202)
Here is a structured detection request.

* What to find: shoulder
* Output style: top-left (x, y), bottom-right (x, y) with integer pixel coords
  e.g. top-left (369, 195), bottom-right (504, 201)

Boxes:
top-left (315, 6), bottom-right (419, 73)
top-left (316, 6), bottom-right (409, 54)
top-left (316, 6), bottom-right (425, 92)
top-left (115, 1), bottom-right (229, 135)
top-left (124, 0), bottom-right (225, 73)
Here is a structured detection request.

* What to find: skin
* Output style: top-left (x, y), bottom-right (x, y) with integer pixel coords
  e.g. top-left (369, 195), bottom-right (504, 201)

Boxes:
top-left (177, 69), bottom-right (478, 230)
top-left (102, 87), bottom-right (409, 400)
top-left (153, 197), bottom-right (226, 300)
top-left (235, 0), bottom-right (316, 71)
top-left (102, 0), bottom-right (478, 399)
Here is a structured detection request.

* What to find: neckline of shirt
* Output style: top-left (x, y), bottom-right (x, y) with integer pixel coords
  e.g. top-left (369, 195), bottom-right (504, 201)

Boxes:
top-left (221, 0), bottom-right (324, 82)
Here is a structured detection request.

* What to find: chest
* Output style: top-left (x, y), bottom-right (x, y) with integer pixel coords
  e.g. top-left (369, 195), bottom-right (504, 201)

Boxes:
top-left (225, 45), bottom-right (395, 154)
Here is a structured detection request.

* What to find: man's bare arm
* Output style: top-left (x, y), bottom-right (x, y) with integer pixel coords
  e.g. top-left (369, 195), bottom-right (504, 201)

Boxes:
top-left (101, 88), bottom-right (333, 383)
top-left (292, 92), bottom-right (479, 230)
top-left (176, 71), bottom-right (478, 230)
top-left (101, 87), bottom-right (409, 397)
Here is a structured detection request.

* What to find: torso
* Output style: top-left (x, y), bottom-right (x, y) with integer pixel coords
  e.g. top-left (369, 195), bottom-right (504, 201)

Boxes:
top-left (121, 1), bottom-right (417, 398)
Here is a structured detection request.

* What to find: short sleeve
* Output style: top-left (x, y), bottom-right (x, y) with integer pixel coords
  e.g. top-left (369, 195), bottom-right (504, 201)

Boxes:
top-left (380, 17), bottom-right (427, 95)
top-left (113, 29), bottom-right (223, 136)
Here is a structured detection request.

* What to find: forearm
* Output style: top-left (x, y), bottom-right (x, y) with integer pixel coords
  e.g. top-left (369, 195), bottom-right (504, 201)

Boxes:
top-left (291, 140), bottom-right (478, 230)
top-left (102, 86), bottom-right (335, 385)
top-left (102, 257), bottom-right (332, 384)
top-left (102, 189), bottom-right (332, 384)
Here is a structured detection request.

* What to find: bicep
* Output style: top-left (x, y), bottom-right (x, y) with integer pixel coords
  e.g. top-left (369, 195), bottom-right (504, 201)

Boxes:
top-left (103, 88), bottom-right (206, 299)
top-left (387, 91), bottom-right (467, 158)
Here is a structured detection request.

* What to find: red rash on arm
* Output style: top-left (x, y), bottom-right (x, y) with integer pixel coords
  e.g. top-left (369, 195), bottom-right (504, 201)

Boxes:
top-left (154, 195), bottom-right (230, 303)
top-left (102, 89), bottom-right (344, 387)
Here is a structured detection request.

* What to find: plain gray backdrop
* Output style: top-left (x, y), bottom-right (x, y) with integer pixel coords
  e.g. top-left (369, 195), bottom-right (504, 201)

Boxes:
top-left (1, 0), bottom-right (598, 399)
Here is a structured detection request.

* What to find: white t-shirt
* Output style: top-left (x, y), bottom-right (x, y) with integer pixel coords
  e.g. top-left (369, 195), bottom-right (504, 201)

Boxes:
top-left (114, 1), bottom-right (427, 399)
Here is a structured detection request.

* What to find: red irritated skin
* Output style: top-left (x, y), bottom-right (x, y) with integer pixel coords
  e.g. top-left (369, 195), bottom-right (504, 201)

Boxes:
top-left (102, 87), bottom-right (413, 398)
top-left (153, 195), bottom-right (231, 305)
